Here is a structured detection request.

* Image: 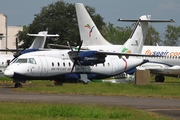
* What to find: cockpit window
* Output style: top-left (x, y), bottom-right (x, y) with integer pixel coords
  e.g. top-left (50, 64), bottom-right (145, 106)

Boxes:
top-left (15, 58), bottom-right (27, 63)
top-left (28, 58), bottom-right (36, 64)
top-left (15, 58), bottom-right (36, 64)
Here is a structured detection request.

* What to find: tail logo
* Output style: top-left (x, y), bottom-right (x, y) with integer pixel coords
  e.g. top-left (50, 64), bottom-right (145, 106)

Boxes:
top-left (121, 47), bottom-right (131, 54)
top-left (85, 24), bottom-right (94, 37)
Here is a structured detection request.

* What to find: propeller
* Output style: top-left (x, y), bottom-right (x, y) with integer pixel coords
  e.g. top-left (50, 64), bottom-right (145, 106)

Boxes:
top-left (68, 40), bottom-right (85, 73)
top-left (8, 37), bottom-right (26, 62)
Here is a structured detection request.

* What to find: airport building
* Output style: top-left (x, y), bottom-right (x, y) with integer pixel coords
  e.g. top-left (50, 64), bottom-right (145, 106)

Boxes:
top-left (0, 13), bottom-right (23, 54)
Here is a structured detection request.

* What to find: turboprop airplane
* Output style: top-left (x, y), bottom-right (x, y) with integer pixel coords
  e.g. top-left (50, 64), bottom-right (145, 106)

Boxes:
top-left (75, 3), bottom-right (175, 82)
top-left (3, 13), bottom-right (156, 88)
top-left (4, 42), bottom-right (150, 88)
top-left (3, 4), bottom-right (173, 87)
top-left (3, 3), bottom-right (160, 88)
top-left (0, 31), bottom-right (59, 73)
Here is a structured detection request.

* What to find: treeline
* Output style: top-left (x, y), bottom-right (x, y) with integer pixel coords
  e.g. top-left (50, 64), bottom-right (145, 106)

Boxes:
top-left (17, 1), bottom-right (180, 48)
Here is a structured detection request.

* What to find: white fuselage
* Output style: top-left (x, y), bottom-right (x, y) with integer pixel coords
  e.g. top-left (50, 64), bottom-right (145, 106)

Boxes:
top-left (4, 50), bottom-right (146, 81)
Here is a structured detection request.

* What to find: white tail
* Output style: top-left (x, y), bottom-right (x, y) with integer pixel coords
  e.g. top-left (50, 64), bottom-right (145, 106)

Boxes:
top-left (75, 3), bottom-right (148, 53)
top-left (75, 3), bottom-right (111, 46)
top-left (28, 31), bottom-right (59, 49)
top-left (75, 3), bottom-right (174, 54)
top-left (120, 15), bottom-right (151, 54)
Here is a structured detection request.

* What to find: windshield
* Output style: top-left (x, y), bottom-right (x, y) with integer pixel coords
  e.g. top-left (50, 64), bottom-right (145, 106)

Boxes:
top-left (15, 58), bottom-right (36, 64)
top-left (15, 58), bottom-right (27, 63)
top-left (28, 58), bottom-right (36, 64)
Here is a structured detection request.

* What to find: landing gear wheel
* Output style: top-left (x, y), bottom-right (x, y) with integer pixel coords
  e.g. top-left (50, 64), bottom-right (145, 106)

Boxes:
top-left (14, 83), bottom-right (23, 88)
top-left (54, 81), bottom-right (63, 86)
top-left (155, 75), bottom-right (165, 82)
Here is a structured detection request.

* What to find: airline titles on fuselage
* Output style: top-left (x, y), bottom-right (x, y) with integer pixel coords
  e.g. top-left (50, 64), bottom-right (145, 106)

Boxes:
top-left (145, 49), bottom-right (180, 56)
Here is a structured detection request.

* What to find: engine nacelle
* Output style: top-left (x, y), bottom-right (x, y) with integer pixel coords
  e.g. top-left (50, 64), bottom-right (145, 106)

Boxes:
top-left (78, 51), bottom-right (106, 65)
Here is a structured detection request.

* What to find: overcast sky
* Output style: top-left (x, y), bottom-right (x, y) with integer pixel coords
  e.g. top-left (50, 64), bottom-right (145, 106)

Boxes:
top-left (0, 0), bottom-right (179, 37)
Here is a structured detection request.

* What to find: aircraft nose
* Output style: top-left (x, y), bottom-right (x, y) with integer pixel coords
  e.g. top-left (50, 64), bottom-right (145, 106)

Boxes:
top-left (4, 69), bottom-right (14, 77)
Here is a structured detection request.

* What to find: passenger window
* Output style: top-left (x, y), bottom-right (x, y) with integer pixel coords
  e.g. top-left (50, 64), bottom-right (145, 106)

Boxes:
top-left (52, 62), bottom-right (54, 66)
top-left (108, 63), bottom-right (110, 67)
top-left (57, 62), bottom-right (60, 66)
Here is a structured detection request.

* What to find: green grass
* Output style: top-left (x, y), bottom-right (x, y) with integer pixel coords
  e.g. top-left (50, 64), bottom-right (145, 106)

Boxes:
top-left (3, 77), bottom-right (178, 99)
top-left (1, 76), bottom-right (180, 99)
top-left (0, 102), bottom-right (170, 120)
top-left (0, 75), bottom-right (12, 81)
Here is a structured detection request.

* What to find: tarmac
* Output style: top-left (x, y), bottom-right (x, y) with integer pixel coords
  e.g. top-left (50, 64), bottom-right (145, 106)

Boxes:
top-left (0, 84), bottom-right (180, 119)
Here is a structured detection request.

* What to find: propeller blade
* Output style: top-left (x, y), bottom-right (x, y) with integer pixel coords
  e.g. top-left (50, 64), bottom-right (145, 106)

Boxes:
top-left (70, 60), bottom-right (77, 73)
top-left (77, 40), bottom-right (83, 54)
top-left (13, 47), bottom-right (26, 58)
top-left (5, 47), bottom-right (14, 53)
top-left (15, 37), bottom-right (19, 53)
top-left (67, 41), bottom-right (73, 51)
top-left (70, 40), bottom-right (85, 73)
top-left (77, 60), bottom-right (85, 73)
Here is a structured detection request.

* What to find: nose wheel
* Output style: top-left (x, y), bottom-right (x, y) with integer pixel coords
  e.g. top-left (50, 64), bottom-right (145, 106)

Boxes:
top-left (54, 80), bottom-right (63, 86)
top-left (14, 83), bottom-right (23, 88)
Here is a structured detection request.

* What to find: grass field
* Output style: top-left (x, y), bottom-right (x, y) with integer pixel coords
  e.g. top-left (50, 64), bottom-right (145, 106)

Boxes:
top-left (3, 76), bottom-right (178, 99)
top-left (0, 76), bottom-right (179, 119)
top-left (0, 102), bottom-right (170, 120)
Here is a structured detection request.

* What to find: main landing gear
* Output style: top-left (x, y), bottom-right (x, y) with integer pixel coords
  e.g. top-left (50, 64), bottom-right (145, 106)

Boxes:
top-left (155, 75), bottom-right (165, 82)
top-left (14, 83), bottom-right (23, 88)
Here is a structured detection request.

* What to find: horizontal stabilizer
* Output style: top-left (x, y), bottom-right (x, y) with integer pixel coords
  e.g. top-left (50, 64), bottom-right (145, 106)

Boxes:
top-left (27, 31), bottom-right (59, 37)
top-left (28, 31), bottom-right (59, 49)
top-left (27, 34), bottom-right (59, 37)
top-left (118, 18), bottom-right (175, 23)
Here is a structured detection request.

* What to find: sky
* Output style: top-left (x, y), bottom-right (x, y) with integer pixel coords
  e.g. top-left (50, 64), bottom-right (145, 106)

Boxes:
top-left (0, 0), bottom-right (179, 37)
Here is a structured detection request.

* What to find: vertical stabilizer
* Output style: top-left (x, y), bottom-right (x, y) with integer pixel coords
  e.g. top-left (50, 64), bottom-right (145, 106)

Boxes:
top-left (28, 31), bottom-right (59, 49)
top-left (120, 15), bottom-right (151, 54)
top-left (75, 3), bottom-right (111, 46)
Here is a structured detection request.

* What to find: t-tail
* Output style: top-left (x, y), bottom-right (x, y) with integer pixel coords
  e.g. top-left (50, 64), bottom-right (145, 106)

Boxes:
top-left (28, 31), bottom-right (59, 49)
top-left (11, 31), bottom-right (59, 60)
top-left (75, 3), bottom-right (111, 46)
top-left (120, 15), bottom-right (151, 54)
top-left (119, 16), bottom-right (174, 54)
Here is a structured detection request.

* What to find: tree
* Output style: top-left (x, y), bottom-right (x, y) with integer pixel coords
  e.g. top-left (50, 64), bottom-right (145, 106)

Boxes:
top-left (16, 26), bottom-right (29, 48)
top-left (101, 22), bottom-right (133, 44)
top-left (18, 1), bottom-right (105, 48)
top-left (163, 25), bottom-right (180, 46)
top-left (144, 25), bottom-right (161, 45)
